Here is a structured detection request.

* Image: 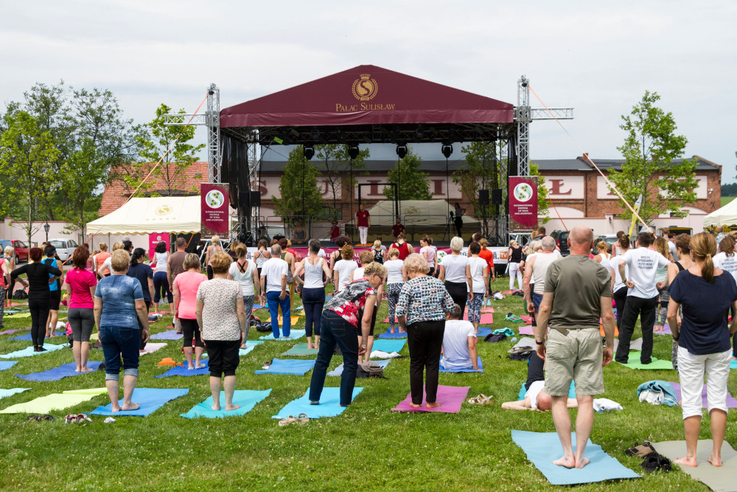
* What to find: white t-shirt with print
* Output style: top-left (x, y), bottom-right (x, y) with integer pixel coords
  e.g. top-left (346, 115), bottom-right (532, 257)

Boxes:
top-left (619, 248), bottom-right (670, 299)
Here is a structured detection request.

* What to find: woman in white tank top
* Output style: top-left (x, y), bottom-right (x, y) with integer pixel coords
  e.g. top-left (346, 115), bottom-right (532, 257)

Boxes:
top-left (152, 241), bottom-right (173, 314)
top-left (384, 248), bottom-right (408, 333)
top-left (294, 239), bottom-right (331, 349)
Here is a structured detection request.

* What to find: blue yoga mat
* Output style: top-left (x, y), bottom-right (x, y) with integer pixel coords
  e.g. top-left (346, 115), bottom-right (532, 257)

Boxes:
top-left (328, 359), bottom-right (390, 376)
top-left (518, 381), bottom-right (576, 401)
top-left (0, 388), bottom-right (29, 399)
top-left (90, 388), bottom-right (189, 417)
top-left (10, 331), bottom-right (64, 341)
top-left (272, 387), bottom-right (363, 419)
top-left (511, 430), bottom-right (640, 485)
top-left (0, 344), bottom-right (66, 359)
top-left (155, 360), bottom-right (209, 378)
top-left (16, 361), bottom-right (103, 381)
top-left (258, 330), bottom-right (306, 341)
top-left (0, 361), bottom-right (18, 371)
top-left (477, 327), bottom-right (492, 338)
top-left (149, 330), bottom-right (183, 340)
top-left (377, 328), bottom-right (407, 339)
top-left (371, 339), bottom-right (406, 353)
top-left (255, 358), bottom-right (315, 376)
top-left (439, 356), bottom-right (483, 373)
top-left (180, 389), bottom-right (272, 419)
top-left (240, 340), bottom-right (264, 356)
top-left (731, 360), bottom-right (737, 370)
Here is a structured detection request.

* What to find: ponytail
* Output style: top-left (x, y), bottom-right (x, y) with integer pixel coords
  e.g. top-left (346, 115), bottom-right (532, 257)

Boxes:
top-left (703, 253), bottom-right (714, 283)
top-left (690, 232), bottom-right (716, 283)
top-left (130, 247), bottom-right (146, 266)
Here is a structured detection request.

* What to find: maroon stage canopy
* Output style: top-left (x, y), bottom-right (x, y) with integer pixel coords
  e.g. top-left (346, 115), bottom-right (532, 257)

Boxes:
top-left (221, 65), bottom-right (513, 130)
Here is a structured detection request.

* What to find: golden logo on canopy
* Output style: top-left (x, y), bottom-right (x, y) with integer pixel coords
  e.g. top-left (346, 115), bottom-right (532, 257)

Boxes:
top-left (155, 205), bottom-right (173, 216)
top-left (352, 74), bottom-right (379, 101)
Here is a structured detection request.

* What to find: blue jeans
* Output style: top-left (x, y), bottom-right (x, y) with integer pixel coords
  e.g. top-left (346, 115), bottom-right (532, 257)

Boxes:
top-left (266, 291), bottom-right (290, 338)
top-left (302, 287), bottom-right (325, 337)
top-left (309, 310), bottom-right (359, 406)
top-left (100, 326), bottom-right (140, 380)
top-left (153, 271), bottom-right (173, 303)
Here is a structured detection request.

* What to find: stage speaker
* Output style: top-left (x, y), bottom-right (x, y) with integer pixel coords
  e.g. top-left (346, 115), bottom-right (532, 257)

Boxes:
top-left (250, 191), bottom-right (261, 208)
top-left (491, 189), bottom-right (503, 205)
top-left (478, 189), bottom-right (489, 206)
top-left (239, 191), bottom-right (250, 208)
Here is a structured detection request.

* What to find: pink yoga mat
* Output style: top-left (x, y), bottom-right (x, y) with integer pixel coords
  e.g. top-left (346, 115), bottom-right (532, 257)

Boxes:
top-left (519, 325), bottom-right (534, 335)
top-left (670, 382), bottom-right (737, 409)
top-left (385, 314), bottom-right (494, 324)
top-left (0, 328), bottom-right (30, 336)
top-left (521, 315), bottom-right (533, 324)
top-left (391, 385), bottom-right (470, 413)
top-left (481, 307), bottom-right (495, 313)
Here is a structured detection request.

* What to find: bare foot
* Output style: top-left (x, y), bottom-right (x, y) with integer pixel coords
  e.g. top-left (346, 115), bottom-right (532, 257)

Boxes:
top-left (195, 364), bottom-right (206, 369)
top-left (389, 327), bottom-right (395, 334)
top-left (75, 368), bottom-right (83, 373)
top-left (408, 402), bottom-right (422, 409)
top-left (553, 456), bottom-right (576, 468)
top-left (225, 404), bottom-right (240, 411)
top-left (211, 404), bottom-right (220, 411)
top-left (674, 456), bottom-right (698, 467)
top-left (111, 405), bottom-right (121, 413)
top-left (708, 457), bottom-right (723, 467)
top-left (80, 367), bottom-right (94, 373)
top-left (240, 344), bottom-right (246, 349)
top-left (575, 457), bottom-right (590, 469)
top-left (426, 402), bottom-right (442, 409)
top-left (307, 343), bottom-right (313, 350)
top-left (121, 402), bottom-right (140, 411)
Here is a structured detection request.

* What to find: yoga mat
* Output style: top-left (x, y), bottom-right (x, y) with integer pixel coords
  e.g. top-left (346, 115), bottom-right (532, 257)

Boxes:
top-left (439, 356), bottom-right (483, 373)
top-left (391, 385), bottom-right (470, 413)
top-left (481, 307), bottom-right (495, 313)
top-left (5, 312), bottom-right (31, 318)
top-left (652, 439), bottom-right (737, 492)
top-left (90, 388), bottom-right (189, 417)
top-left (613, 338), bottom-right (643, 352)
top-left (64, 388), bottom-right (107, 395)
top-left (155, 360), bottom-right (209, 378)
top-left (181, 389), bottom-right (272, 419)
top-left (520, 315), bottom-right (533, 323)
top-left (10, 331), bottom-right (64, 341)
top-left (476, 327), bottom-right (492, 338)
top-left (519, 381), bottom-right (576, 401)
top-left (277, 316), bottom-right (300, 325)
top-left (0, 391), bottom-right (102, 414)
top-left (654, 324), bottom-right (672, 335)
top-left (281, 343), bottom-right (318, 357)
top-left (252, 303), bottom-right (264, 309)
top-left (272, 387), bottom-right (363, 419)
top-left (511, 430), bottom-right (640, 485)
top-left (371, 339), bottom-right (406, 354)
top-left (618, 351), bottom-right (673, 370)
top-left (259, 331), bottom-right (306, 341)
top-left (328, 359), bottom-right (390, 376)
top-left (0, 361), bottom-right (18, 371)
top-left (670, 382), bottom-right (737, 409)
top-left (377, 328), bottom-right (407, 339)
top-left (255, 358), bottom-right (315, 375)
top-left (519, 325), bottom-right (534, 335)
top-left (16, 361), bottom-right (103, 382)
top-left (0, 343), bottom-right (66, 359)
top-left (149, 330), bottom-right (183, 340)
top-left (0, 388), bottom-right (29, 399)
top-left (731, 360), bottom-right (737, 370)
top-left (140, 342), bottom-right (167, 356)
top-left (0, 328), bottom-right (30, 335)
top-left (239, 340), bottom-right (264, 356)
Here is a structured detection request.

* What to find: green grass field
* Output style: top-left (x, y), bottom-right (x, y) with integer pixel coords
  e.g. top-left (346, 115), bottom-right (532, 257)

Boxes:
top-left (0, 277), bottom-right (732, 491)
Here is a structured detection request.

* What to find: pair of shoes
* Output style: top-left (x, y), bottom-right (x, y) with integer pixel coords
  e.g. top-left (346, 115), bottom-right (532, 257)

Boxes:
top-left (467, 394), bottom-right (493, 405)
top-left (625, 441), bottom-right (655, 457)
top-left (641, 453), bottom-right (671, 473)
top-left (64, 414), bottom-right (92, 424)
top-left (278, 413), bottom-right (309, 426)
top-left (37, 346), bottom-right (47, 352)
top-left (27, 414), bottom-right (55, 422)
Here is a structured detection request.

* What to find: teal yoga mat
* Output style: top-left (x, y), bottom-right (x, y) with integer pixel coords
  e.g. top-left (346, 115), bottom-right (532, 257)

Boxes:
top-left (511, 430), bottom-right (640, 485)
top-left (181, 389), bottom-right (272, 419)
top-left (90, 388), bottom-right (189, 417)
top-left (272, 387), bottom-right (362, 419)
top-left (371, 339), bottom-right (406, 354)
top-left (0, 344), bottom-right (66, 359)
top-left (281, 343), bottom-right (318, 357)
top-left (0, 388), bottom-right (29, 399)
top-left (259, 331), bottom-right (306, 341)
top-left (254, 358), bottom-right (315, 376)
top-left (618, 351), bottom-right (673, 370)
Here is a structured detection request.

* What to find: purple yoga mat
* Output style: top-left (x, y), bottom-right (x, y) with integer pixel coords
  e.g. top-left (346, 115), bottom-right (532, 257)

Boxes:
top-left (519, 325), bottom-right (534, 335)
top-left (391, 385), bottom-right (470, 413)
top-left (654, 325), bottom-right (672, 335)
top-left (670, 382), bottom-right (737, 409)
top-left (0, 328), bottom-right (30, 336)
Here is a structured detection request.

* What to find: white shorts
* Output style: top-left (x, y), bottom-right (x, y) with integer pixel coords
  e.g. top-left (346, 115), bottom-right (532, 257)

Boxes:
top-left (677, 346), bottom-right (731, 419)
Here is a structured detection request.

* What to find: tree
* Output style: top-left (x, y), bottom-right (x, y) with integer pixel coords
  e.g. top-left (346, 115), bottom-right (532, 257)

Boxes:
top-left (132, 103), bottom-right (204, 197)
top-left (312, 144), bottom-right (370, 211)
top-left (0, 111), bottom-right (59, 246)
top-left (384, 148), bottom-right (432, 200)
top-left (272, 146), bottom-right (324, 225)
top-left (607, 91), bottom-right (696, 224)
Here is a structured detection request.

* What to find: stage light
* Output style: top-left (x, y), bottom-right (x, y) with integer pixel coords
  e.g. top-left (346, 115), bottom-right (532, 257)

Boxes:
top-left (396, 144), bottom-right (408, 159)
top-left (441, 144), bottom-right (453, 159)
top-left (415, 126), bottom-right (424, 140)
top-left (311, 128), bottom-right (320, 140)
top-left (303, 146), bottom-right (315, 160)
top-left (348, 144), bottom-right (360, 160)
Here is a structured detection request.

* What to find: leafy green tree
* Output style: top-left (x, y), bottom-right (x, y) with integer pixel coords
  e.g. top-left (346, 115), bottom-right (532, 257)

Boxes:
top-left (312, 144), bottom-right (370, 211)
top-left (384, 148), bottom-right (432, 200)
top-left (607, 91), bottom-right (696, 223)
top-left (0, 111), bottom-right (60, 245)
top-left (132, 103), bottom-right (204, 196)
top-left (273, 146), bottom-right (324, 225)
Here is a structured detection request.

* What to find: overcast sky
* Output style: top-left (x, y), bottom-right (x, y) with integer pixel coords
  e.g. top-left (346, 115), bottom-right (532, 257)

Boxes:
top-left (2, 0), bottom-right (736, 182)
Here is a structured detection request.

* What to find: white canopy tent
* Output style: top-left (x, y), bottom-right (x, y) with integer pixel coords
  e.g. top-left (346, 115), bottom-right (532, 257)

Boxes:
top-left (87, 196), bottom-right (203, 235)
top-left (366, 200), bottom-right (480, 227)
top-left (703, 199), bottom-right (737, 230)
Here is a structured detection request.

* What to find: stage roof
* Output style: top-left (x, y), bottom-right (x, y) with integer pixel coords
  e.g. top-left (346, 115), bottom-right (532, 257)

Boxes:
top-left (220, 65), bottom-right (515, 145)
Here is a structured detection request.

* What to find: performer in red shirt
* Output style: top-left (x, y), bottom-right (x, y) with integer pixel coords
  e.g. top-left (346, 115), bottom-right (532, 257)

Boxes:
top-left (391, 217), bottom-right (405, 240)
top-left (356, 204), bottom-right (371, 245)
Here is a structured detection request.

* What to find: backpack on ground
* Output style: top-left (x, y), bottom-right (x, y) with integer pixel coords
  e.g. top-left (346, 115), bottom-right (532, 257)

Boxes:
top-left (356, 361), bottom-right (386, 378)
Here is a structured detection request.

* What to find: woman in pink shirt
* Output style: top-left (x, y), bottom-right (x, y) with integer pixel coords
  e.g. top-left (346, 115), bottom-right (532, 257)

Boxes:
top-left (64, 246), bottom-right (98, 372)
top-left (173, 253), bottom-right (208, 370)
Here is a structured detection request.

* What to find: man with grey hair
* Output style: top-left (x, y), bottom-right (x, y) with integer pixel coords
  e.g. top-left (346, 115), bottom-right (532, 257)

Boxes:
top-left (524, 236), bottom-right (559, 315)
top-left (536, 226), bottom-right (615, 469)
top-left (259, 244), bottom-right (291, 339)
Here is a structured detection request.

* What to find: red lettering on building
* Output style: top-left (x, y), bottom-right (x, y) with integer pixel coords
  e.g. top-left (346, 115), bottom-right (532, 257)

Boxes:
top-left (548, 179), bottom-right (571, 195)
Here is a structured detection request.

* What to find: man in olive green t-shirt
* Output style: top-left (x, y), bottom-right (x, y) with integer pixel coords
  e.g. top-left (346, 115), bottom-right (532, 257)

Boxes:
top-left (535, 226), bottom-right (616, 470)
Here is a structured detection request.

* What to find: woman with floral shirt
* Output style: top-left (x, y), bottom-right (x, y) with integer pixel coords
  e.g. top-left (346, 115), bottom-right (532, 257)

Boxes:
top-left (396, 253), bottom-right (455, 409)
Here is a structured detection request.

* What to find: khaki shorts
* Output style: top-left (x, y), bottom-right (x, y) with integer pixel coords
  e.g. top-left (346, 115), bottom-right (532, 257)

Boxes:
top-left (544, 327), bottom-right (604, 397)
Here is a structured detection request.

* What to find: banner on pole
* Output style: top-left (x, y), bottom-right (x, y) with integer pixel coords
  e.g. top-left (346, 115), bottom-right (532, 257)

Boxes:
top-left (201, 183), bottom-right (230, 238)
top-left (509, 176), bottom-right (538, 232)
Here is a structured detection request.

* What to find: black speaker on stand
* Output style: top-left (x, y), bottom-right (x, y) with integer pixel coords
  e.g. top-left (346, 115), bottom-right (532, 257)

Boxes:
top-left (491, 189), bottom-right (503, 205)
top-left (478, 189), bottom-right (489, 207)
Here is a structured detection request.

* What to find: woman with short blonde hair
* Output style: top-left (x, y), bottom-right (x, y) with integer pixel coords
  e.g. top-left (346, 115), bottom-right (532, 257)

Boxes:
top-left (439, 236), bottom-right (473, 317)
top-left (384, 248), bottom-right (407, 333)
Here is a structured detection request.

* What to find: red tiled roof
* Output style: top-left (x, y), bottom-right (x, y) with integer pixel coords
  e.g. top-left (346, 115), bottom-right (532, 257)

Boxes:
top-left (98, 161), bottom-right (210, 216)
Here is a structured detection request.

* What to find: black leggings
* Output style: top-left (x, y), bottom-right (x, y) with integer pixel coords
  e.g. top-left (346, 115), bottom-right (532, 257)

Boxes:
top-left (180, 318), bottom-right (204, 348)
top-left (136, 300), bottom-right (150, 350)
top-left (29, 298), bottom-right (50, 347)
top-left (613, 286), bottom-right (628, 330)
top-left (445, 281), bottom-right (468, 317)
top-left (406, 320), bottom-right (445, 405)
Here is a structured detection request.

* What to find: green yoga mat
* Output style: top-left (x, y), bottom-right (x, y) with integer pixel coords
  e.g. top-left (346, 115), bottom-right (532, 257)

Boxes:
top-left (0, 388), bottom-right (106, 414)
top-left (282, 343), bottom-right (318, 357)
top-left (619, 351), bottom-right (673, 370)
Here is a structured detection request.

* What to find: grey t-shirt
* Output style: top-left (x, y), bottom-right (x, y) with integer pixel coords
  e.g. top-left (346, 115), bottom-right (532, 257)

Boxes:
top-left (544, 255), bottom-right (611, 329)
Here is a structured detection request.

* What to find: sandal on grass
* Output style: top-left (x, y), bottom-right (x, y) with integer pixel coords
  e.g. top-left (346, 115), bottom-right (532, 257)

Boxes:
top-left (467, 394), bottom-right (490, 405)
top-left (278, 415), bottom-right (298, 427)
top-left (296, 413), bottom-right (309, 424)
top-left (625, 441), bottom-right (655, 457)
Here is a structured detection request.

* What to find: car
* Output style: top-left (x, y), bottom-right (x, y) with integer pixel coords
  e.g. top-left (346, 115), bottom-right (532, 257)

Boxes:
top-left (49, 238), bottom-right (79, 262)
top-left (0, 239), bottom-right (29, 263)
top-left (549, 229), bottom-right (570, 256)
top-left (593, 234), bottom-right (619, 255)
